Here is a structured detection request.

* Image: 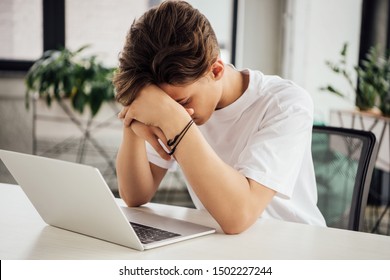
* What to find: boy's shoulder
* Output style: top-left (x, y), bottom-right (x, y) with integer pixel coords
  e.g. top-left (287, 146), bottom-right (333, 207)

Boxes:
top-left (247, 69), bottom-right (309, 99)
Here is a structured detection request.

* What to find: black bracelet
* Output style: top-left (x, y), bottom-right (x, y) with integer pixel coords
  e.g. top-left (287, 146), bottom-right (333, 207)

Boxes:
top-left (167, 119), bottom-right (194, 155)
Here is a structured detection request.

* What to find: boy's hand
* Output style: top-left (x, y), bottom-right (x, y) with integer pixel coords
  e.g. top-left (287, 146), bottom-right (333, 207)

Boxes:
top-left (129, 120), bottom-right (171, 160)
top-left (118, 104), bottom-right (194, 127)
top-left (118, 85), bottom-right (184, 129)
top-left (117, 106), bottom-right (132, 126)
top-left (117, 84), bottom-right (195, 134)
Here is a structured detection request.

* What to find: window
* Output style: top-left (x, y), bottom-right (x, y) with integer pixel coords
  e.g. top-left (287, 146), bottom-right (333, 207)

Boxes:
top-left (65, 0), bottom-right (234, 66)
top-left (0, 0), bottom-right (235, 71)
top-left (187, 0), bottom-right (234, 63)
top-left (65, 0), bottom-right (150, 67)
top-left (0, 0), bottom-right (42, 61)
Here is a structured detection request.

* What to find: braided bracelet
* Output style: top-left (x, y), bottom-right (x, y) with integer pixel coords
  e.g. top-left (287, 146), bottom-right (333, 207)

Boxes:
top-left (167, 119), bottom-right (194, 155)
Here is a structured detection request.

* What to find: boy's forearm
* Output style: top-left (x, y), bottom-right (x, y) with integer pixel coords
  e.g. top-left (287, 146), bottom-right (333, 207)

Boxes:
top-left (116, 126), bottom-right (157, 206)
top-left (118, 85), bottom-right (274, 233)
top-left (170, 124), bottom-right (275, 234)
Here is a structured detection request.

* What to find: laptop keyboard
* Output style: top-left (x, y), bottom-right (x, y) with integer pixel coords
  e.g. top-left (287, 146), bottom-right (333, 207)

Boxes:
top-left (130, 222), bottom-right (181, 244)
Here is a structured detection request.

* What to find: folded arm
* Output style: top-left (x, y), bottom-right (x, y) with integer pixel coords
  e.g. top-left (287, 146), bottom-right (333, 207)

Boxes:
top-left (117, 85), bottom-right (276, 234)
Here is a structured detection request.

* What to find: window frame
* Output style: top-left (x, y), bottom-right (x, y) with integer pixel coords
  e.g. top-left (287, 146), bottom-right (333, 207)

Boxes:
top-left (0, 0), bottom-right (65, 72)
top-left (0, 0), bottom-right (237, 72)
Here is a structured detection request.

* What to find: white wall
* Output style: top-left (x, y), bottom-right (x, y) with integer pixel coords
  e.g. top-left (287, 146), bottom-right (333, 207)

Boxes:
top-left (237, 0), bottom-right (363, 123)
top-left (236, 0), bottom-right (284, 74)
top-left (187, 0), bottom-right (234, 63)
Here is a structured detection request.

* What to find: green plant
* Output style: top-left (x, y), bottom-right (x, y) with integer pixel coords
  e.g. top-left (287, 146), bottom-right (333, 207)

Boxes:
top-left (25, 46), bottom-right (115, 117)
top-left (380, 91), bottom-right (390, 116)
top-left (321, 43), bottom-right (356, 101)
top-left (321, 43), bottom-right (390, 115)
top-left (357, 46), bottom-right (390, 114)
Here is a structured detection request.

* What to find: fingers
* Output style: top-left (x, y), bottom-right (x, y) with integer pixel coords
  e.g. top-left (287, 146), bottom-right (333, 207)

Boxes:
top-left (146, 126), bottom-right (171, 160)
top-left (149, 139), bottom-right (172, 161)
top-left (152, 126), bottom-right (168, 148)
top-left (117, 106), bottom-right (134, 127)
top-left (185, 108), bottom-right (195, 116)
top-left (117, 106), bottom-right (129, 119)
top-left (123, 115), bottom-right (134, 127)
top-left (130, 121), bottom-right (171, 161)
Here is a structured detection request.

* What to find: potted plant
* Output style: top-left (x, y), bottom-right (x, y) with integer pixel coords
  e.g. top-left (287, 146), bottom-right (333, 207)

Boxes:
top-left (25, 45), bottom-right (115, 117)
top-left (380, 91), bottom-right (390, 116)
top-left (356, 46), bottom-right (390, 116)
top-left (24, 46), bottom-right (119, 172)
top-left (321, 43), bottom-right (390, 116)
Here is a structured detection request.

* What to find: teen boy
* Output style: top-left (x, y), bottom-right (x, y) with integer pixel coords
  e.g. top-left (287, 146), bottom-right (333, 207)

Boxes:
top-left (113, 0), bottom-right (326, 234)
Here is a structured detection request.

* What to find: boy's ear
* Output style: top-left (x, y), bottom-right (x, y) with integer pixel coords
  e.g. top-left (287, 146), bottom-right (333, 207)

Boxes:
top-left (211, 59), bottom-right (224, 81)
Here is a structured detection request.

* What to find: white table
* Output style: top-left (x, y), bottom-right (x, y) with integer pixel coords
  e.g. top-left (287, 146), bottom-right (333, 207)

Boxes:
top-left (1, 183), bottom-right (390, 259)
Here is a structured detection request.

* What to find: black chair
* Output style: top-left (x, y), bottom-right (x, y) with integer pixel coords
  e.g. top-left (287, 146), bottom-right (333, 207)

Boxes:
top-left (312, 125), bottom-right (378, 231)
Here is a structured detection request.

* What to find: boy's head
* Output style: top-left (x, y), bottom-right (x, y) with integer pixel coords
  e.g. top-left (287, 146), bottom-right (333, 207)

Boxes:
top-left (113, 0), bottom-right (220, 106)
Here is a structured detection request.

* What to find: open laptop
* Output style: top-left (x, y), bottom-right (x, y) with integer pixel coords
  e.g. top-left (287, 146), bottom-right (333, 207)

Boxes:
top-left (0, 149), bottom-right (215, 251)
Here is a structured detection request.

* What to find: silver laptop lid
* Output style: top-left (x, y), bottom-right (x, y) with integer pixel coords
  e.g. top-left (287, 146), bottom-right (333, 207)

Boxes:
top-left (0, 149), bottom-right (144, 250)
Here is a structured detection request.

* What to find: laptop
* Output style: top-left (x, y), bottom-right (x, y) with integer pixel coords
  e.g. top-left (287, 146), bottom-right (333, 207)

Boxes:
top-left (0, 149), bottom-right (215, 251)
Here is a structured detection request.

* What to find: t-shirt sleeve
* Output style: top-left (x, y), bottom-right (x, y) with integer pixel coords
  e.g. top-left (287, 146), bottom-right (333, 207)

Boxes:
top-left (146, 142), bottom-right (177, 170)
top-left (234, 88), bottom-right (313, 199)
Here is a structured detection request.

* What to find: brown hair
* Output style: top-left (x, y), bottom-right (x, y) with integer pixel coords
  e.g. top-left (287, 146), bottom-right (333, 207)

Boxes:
top-left (113, 0), bottom-right (220, 106)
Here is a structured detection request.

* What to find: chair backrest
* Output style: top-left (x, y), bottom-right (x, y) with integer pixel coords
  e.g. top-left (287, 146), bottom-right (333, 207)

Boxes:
top-left (312, 125), bottom-right (378, 231)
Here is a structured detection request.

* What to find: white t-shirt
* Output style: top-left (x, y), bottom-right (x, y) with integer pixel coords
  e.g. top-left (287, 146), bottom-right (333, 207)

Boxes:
top-left (147, 68), bottom-right (326, 226)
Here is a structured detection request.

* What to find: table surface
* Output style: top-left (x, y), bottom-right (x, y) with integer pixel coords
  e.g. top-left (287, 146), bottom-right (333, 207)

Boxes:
top-left (1, 183), bottom-right (390, 260)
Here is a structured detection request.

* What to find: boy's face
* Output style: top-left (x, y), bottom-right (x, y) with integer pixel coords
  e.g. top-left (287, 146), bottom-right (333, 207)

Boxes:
top-left (159, 71), bottom-right (223, 126)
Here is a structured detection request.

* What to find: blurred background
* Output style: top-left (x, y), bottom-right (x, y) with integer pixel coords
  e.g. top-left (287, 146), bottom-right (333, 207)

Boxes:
top-left (0, 0), bottom-right (389, 235)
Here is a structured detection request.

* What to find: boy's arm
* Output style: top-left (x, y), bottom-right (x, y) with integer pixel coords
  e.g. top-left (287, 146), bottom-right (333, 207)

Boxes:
top-left (116, 123), bottom-right (167, 207)
top-left (170, 123), bottom-right (276, 234)
top-left (122, 85), bottom-right (276, 234)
